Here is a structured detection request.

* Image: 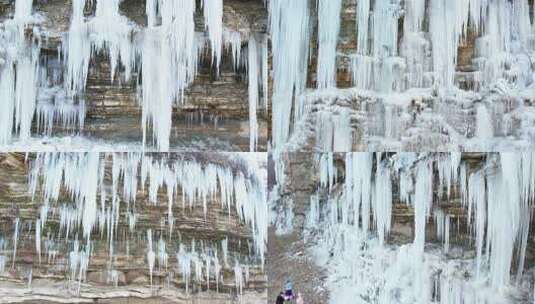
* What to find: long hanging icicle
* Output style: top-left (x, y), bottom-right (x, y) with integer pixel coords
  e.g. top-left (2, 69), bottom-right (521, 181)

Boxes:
top-left (269, 0), bottom-right (310, 147)
top-left (146, 0), bottom-right (158, 27)
top-left (429, 0), bottom-right (470, 89)
top-left (413, 160), bottom-right (433, 256)
top-left (248, 36), bottom-right (259, 152)
top-left (36, 219), bottom-right (41, 265)
top-left (12, 218), bottom-right (20, 268)
top-left (14, 0), bottom-right (33, 21)
top-left (374, 157), bottom-right (392, 246)
top-left (65, 0), bottom-right (90, 95)
top-left (141, 0), bottom-right (197, 151)
top-left (356, 0), bottom-right (370, 56)
top-left (0, 64), bottom-right (15, 144)
top-left (0, 0), bottom-right (39, 144)
top-left (344, 153), bottom-right (374, 235)
top-left (15, 55), bottom-right (38, 141)
top-left (202, 0), bottom-right (223, 71)
top-left (147, 229), bottom-right (155, 286)
top-left (316, 0), bottom-right (342, 89)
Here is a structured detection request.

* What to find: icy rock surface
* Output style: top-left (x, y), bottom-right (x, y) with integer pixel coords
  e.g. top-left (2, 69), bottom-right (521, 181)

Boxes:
top-left (270, 0), bottom-right (535, 151)
top-left (0, 152), bottom-right (267, 300)
top-left (0, 0), bottom-right (269, 151)
top-left (272, 152), bottom-right (535, 303)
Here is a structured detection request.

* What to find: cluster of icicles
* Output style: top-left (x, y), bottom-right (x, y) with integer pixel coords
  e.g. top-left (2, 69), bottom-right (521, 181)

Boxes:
top-left (270, 0), bottom-right (535, 149)
top-left (0, 0), bottom-right (268, 151)
top-left (1, 226), bottom-right (253, 296)
top-left (308, 152), bottom-right (535, 303)
top-left (0, 152), bottom-right (266, 295)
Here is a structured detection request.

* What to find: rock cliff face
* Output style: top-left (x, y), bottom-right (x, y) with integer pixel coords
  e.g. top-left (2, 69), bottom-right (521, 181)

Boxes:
top-left (269, 152), bottom-right (535, 304)
top-left (0, 153), bottom-right (267, 303)
top-left (0, 0), bottom-right (269, 151)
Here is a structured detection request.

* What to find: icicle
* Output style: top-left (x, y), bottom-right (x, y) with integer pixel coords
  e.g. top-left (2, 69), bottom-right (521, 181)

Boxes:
top-left (14, 0), bottom-right (33, 21)
top-left (213, 253), bottom-right (221, 292)
top-left (146, 0), bottom-right (158, 27)
top-left (307, 194), bottom-right (320, 227)
top-left (261, 35), bottom-right (269, 111)
top-left (223, 30), bottom-right (242, 70)
top-left (468, 171), bottom-right (485, 278)
top-left (177, 244), bottom-right (191, 293)
top-left (372, 0), bottom-right (400, 58)
top-left (434, 209), bottom-right (445, 241)
top-left (141, 0), bottom-right (197, 151)
top-left (0, 65), bottom-right (15, 144)
top-left (15, 55), bottom-right (39, 140)
top-left (27, 268), bottom-right (32, 289)
top-left (356, 0), bottom-right (370, 55)
top-left (484, 152), bottom-right (530, 291)
top-left (147, 229), bottom-right (155, 286)
top-left (234, 261), bottom-right (243, 295)
top-left (316, 0), bottom-right (342, 89)
top-left (158, 236), bottom-right (168, 271)
top-left (221, 238), bottom-right (229, 267)
top-left (202, 0), bottom-right (223, 71)
top-left (12, 218), bottom-right (20, 268)
top-left (413, 160), bottom-right (433, 256)
top-left (429, 0), bottom-right (470, 89)
top-left (444, 214), bottom-right (450, 253)
top-left (319, 153), bottom-right (336, 191)
top-left (248, 36), bottom-right (259, 151)
top-left (404, 0), bottom-right (426, 32)
top-left (374, 159), bottom-right (392, 246)
top-left (64, 0), bottom-right (90, 95)
top-left (90, 0), bottom-right (135, 83)
top-left (0, 255), bottom-right (5, 274)
top-left (270, 0), bottom-right (310, 146)
top-left (35, 219), bottom-right (41, 265)
top-left (345, 153), bottom-right (374, 235)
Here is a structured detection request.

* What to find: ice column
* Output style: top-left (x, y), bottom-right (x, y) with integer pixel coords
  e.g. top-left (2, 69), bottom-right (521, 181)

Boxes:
top-left (270, 0), bottom-right (310, 147)
top-left (429, 0), bottom-right (470, 89)
top-left (316, 0), bottom-right (342, 89)
top-left (147, 229), bottom-right (155, 286)
top-left (141, 0), bottom-right (197, 151)
top-left (202, 0), bottom-right (223, 71)
top-left (14, 0), bottom-right (33, 21)
top-left (374, 158), bottom-right (392, 246)
top-left (248, 36), bottom-right (259, 151)
top-left (413, 161), bottom-right (432, 256)
top-left (0, 66), bottom-right (15, 144)
top-left (12, 218), bottom-right (20, 268)
top-left (65, 0), bottom-right (90, 95)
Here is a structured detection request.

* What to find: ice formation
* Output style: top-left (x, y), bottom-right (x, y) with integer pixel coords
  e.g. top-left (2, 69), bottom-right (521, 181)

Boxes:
top-left (202, 0), bottom-right (223, 71)
top-left (270, 0), bottom-right (310, 147)
top-left (297, 152), bottom-right (535, 303)
top-left (248, 36), bottom-right (259, 151)
top-left (270, 0), bottom-right (535, 151)
top-left (0, 152), bottom-right (267, 297)
top-left (0, 0), bottom-right (265, 151)
top-left (316, 0), bottom-right (342, 89)
top-left (12, 218), bottom-right (20, 268)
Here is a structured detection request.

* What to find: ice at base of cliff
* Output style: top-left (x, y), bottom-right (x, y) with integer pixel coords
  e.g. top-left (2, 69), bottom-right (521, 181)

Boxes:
top-left (280, 86), bottom-right (535, 152)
